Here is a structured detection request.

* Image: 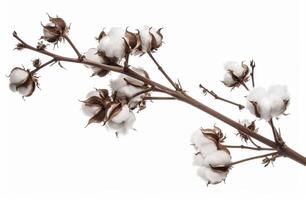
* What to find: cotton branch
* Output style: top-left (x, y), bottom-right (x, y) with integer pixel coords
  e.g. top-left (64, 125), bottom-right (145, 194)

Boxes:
top-left (199, 84), bottom-right (245, 110)
top-left (11, 29), bottom-right (306, 167)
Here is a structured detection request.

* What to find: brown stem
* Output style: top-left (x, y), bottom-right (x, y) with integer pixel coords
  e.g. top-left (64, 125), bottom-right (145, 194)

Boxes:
top-left (250, 60), bottom-right (255, 88)
top-left (230, 152), bottom-right (278, 166)
top-left (128, 87), bottom-right (153, 101)
top-left (224, 145), bottom-right (274, 151)
top-left (30, 58), bottom-right (56, 74)
top-left (269, 119), bottom-right (285, 146)
top-left (147, 51), bottom-right (178, 90)
top-left (63, 34), bottom-right (83, 60)
top-left (199, 84), bottom-right (245, 110)
top-left (12, 31), bottom-right (306, 166)
top-left (144, 96), bottom-right (176, 100)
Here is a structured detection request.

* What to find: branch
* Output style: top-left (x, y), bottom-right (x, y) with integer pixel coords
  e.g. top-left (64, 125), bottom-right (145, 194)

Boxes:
top-left (147, 51), bottom-right (178, 90)
top-left (144, 96), bottom-right (176, 100)
top-left (30, 58), bottom-right (56, 74)
top-left (128, 87), bottom-right (154, 101)
top-left (230, 152), bottom-right (278, 166)
top-left (12, 31), bottom-right (306, 166)
top-left (224, 145), bottom-right (274, 151)
top-left (199, 84), bottom-right (245, 110)
top-left (63, 34), bottom-right (83, 60)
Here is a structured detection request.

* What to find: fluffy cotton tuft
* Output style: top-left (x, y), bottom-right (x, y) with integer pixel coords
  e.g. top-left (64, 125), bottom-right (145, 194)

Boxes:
top-left (203, 150), bottom-right (231, 167)
top-left (246, 85), bottom-right (290, 120)
top-left (191, 128), bottom-right (231, 185)
top-left (224, 61), bottom-right (245, 77)
top-left (9, 68), bottom-right (29, 84)
top-left (98, 27), bottom-right (127, 61)
top-left (223, 72), bottom-right (235, 86)
top-left (84, 48), bottom-right (105, 65)
top-left (81, 90), bottom-right (101, 116)
top-left (197, 167), bottom-right (228, 185)
top-left (107, 107), bottom-right (136, 134)
top-left (138, 26), bottom-right (163, 53)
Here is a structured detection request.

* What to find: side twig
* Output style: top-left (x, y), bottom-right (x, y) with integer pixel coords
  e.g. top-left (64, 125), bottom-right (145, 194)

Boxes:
top-left (224, 145), bottom-right (274, 151)
top-left (199, 84), bottom-right (245, 110)
top-left (230, 152), bottom-right (278, 166)
top-left (63, 34), bottom-right (83, 60)
top-left (147, 51), bottom-right (178, 90)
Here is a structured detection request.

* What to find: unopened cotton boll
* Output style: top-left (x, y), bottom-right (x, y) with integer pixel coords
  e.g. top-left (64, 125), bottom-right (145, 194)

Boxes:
top-left (41, 16), bottom-right (69, 43)
top-left (203, 150), bottom-right (231, 167)
top-left (197, 166), bottom-right (228, 185)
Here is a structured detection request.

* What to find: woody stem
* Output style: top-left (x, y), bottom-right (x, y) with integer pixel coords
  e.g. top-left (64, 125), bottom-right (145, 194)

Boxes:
top-left (12, 31), bottom-right (306, 166)
top-left (30, 58), bottom-right (56, 74)
top-left (143, 96), bottom-right (176, 100)
top-left (63, 35), bottom-right (83, 60)
top-left (230, 152), bottom-right (278, 166)
top-left (147, 51), bottom-right (178, 90)
top-left (199, 84), bottom-right (245, 110)
top-left (224, 145), bottom-right (274, 151)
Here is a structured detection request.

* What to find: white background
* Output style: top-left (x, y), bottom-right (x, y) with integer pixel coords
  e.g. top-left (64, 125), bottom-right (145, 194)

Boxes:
top-left (1, 0), bottom-right (306, 199)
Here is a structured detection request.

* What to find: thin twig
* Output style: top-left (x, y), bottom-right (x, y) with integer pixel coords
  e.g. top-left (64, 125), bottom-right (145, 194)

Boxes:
top-left (224, 145), bottom-right (274, 151)
top-left (230, 152), bottom-right (278, 166)
top-left (30, 58), bottom-right (56, 74)
top-left (147, 51), bottom-right (178, 90)
top-left (250, 60), bottom-right (255, 88)
top-left (128, 87), bottom-right (153, 101)
top-left (63, 34), bottom-right (83, 60)
top-left (199, 84), bottom-right (245, 110)
top-left (12, 31), bottom-right (306, 166)
top-left (269, 119), bottom-right (285, 146)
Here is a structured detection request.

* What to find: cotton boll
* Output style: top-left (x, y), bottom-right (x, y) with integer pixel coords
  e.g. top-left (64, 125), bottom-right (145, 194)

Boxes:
top-left (17, 82), bottom-right (35, 97)
top-left (139, 27), bottom-right (152, 52)
top-left (246, 87), bottom-right (267, 102)
top-left (193, 154), bottom-right (206, 166)
top-left (197, 166), bottom-right (228, 184)
top-left (224, 61), bottom-right (244, 77)
top-left (256, 97), bottom-right (272, 120)
top-left (203, 150), bottom-right (231, 167)
top-left (198, 143), bottom-right (218, 157)
top-left (110, 75), bottom-right (128, 91)
top-left (9, 68), bottom-right (29, 84)
top-left (107, 111), bottom-right (136, 134)
top-left (84, 48), bottom-right (104, 65)
top-left (98, 28), bottom-right (127, 61)
top-left (223, 72), bottom-right (235, 86)
top-left (110, 105), bottom-right (130, 124)
top-left (190, 129), bottom-right (216, 147)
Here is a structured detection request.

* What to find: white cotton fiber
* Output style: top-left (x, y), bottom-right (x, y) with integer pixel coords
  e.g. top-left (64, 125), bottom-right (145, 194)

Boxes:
top-left (9, 68), bottom-right (29, 84)
top-left (197, 166), bottom-right (228, 184)
top-left (203, 150), bottom-right (231, 167)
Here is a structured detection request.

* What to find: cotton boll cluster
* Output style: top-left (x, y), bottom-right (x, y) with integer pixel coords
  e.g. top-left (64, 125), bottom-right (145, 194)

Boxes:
top-left (245, 85), bottom-right (290, 120)
top-left (191, 127), bottom-right (231, 185)
top-left (81, 89), bottom-right (136, 135)
top-left (41, 15), bottom-right (69, 44)
top-left (8, 67), bottom-right (38, 97)
top-left (84, 48), bottom-right (110, 77)
top-left (110, 67), bottom-right (150, 110)
top-left (222, 61), bottom-right (249, 88)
